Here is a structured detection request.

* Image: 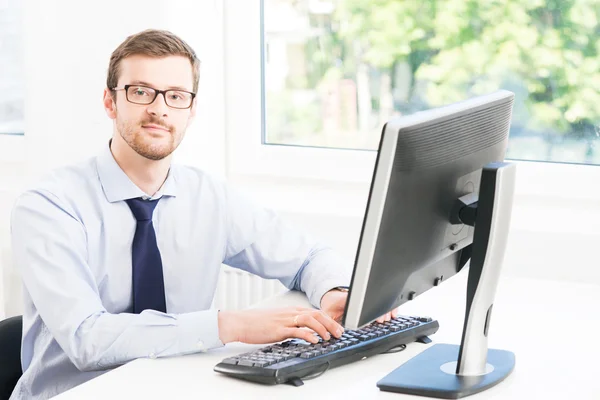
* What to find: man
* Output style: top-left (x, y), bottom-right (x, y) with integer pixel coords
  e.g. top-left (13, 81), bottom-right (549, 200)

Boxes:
top-left (9, 29), bottom-right (397, 399)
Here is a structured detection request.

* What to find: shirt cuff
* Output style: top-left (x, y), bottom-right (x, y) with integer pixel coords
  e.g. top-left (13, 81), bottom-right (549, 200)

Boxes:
top-left (174, 309), bottom-right (225, 354)
top-left (309, 279), bottom-right (352, 309)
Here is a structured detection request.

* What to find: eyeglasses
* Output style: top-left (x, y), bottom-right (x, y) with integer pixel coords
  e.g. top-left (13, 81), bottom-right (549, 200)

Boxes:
top-left (112, 84), bottom-right (196, 109)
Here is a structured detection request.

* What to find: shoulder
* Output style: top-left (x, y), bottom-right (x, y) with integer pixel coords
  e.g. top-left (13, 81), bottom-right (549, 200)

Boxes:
top-left (13, 157), bottom-right (98, 218)
top-left (171, 164), bottom-right (229, 198)
top-left (171, 164), bottom-right (265, 212)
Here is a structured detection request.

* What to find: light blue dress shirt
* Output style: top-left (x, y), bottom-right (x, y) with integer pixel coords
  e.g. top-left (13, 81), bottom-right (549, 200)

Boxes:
top-left (9, 143), bottom-right (351, 399)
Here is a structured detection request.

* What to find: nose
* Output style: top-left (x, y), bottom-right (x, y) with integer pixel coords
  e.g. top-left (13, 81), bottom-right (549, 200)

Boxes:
top-left (146, 92), bottom-right (169, 117)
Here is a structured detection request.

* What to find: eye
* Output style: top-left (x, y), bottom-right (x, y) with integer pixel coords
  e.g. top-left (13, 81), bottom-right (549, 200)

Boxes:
top-left (133, 88), bottom-right (151, 96)
top-left (169, 92), bottom-right (185, 100)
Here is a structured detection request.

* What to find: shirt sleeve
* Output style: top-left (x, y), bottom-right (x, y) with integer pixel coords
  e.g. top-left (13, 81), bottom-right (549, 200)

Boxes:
top-left (11, 190), bottom-right (223, 372)
top-left (221, 184), bottom-right (352, 309)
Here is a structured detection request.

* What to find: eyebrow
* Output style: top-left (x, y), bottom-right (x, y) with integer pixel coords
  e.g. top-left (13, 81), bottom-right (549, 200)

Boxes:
top-left (129, 80), bottom-right (193, 92)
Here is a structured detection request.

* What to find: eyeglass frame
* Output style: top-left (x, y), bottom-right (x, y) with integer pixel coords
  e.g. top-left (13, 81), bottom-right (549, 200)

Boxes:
top-left (111, 84), bottom-right (197, 109)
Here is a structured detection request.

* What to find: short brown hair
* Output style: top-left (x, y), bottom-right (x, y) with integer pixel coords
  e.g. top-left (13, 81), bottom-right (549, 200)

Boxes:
top-left (107, 29), bottom-right (200, 94)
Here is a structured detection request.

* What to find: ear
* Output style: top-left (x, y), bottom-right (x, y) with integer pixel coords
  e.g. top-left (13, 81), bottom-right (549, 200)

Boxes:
top-left (103, 88), bottom-right (117, 120)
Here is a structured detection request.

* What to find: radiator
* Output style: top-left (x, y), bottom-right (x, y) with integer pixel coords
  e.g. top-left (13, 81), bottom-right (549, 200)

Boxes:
top-left (212, 266), bottom-right (287, 310)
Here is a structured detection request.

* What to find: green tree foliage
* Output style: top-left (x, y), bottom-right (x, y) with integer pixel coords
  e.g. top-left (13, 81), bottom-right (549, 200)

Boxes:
top-left (333, 0), bottom-right (600, 138)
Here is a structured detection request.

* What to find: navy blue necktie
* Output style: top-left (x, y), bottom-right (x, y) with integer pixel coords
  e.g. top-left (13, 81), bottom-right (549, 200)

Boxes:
top-left (126, 197), bottom-right (167, 313)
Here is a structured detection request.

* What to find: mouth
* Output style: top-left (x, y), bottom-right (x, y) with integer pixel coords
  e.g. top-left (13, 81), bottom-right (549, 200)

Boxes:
top-left (142, 124), bottom-right (170, 133)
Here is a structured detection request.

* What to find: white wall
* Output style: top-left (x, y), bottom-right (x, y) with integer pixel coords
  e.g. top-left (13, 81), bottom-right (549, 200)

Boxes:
top-left (0, 0), bottom-right (226, 318)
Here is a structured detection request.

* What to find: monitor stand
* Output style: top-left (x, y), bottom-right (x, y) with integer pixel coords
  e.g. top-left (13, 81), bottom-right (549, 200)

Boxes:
top-left (377, 162), bottom-right (517, 399)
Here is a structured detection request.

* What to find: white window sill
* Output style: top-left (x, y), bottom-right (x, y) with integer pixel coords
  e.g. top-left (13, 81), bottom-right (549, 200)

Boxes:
top-left (230, 159), bottom-right (600, 237)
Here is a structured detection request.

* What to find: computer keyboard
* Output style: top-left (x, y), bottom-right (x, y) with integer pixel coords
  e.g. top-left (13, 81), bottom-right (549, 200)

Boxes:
top-left (214, 315), bottom-right (439, 386)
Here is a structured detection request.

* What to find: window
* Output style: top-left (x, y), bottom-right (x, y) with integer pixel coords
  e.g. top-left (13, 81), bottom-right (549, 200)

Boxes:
top-left (262, 0), bottom-right (600, 165)
top-left (0, 0), bottom-right (24, 136)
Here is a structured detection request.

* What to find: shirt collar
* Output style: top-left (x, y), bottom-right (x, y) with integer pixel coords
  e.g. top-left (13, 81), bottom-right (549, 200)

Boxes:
top-left (96, 141), bottom-right (178, 203)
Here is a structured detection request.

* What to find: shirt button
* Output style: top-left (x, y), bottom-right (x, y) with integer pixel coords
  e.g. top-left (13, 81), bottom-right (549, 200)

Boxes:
top-left (149, 352), bottom-right (157, 359)
top-left (197, 341), bottom-right (204, 349)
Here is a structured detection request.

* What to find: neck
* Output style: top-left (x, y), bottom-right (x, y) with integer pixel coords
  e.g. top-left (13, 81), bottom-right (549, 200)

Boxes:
top-left (110, 134), bottom-right (171, 196)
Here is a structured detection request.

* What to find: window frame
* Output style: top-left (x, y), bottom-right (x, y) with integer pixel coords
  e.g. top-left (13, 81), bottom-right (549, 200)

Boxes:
top-left (224, 0), bottom-right (380, 183)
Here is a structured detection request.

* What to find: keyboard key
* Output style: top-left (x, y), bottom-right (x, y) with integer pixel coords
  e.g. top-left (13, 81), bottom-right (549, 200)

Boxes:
top-left (290, 339), bottom-right (308, 345)
top-left (221, 358), bottom-right (238, 365)
top-left (238, 360), bottom-right (255, 367)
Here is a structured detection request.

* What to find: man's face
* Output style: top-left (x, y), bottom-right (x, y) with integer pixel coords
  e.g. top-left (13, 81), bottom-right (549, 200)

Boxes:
top-left (110, 55), bottom-right (196, 160)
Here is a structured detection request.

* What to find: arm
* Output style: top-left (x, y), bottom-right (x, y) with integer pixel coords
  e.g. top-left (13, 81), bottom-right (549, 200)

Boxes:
top-left (221, 185), bottom-right (352, 309)
top-left (11, 190), bottom-right (223, 372)
top-left (218, 184), bottom-right (397, 332)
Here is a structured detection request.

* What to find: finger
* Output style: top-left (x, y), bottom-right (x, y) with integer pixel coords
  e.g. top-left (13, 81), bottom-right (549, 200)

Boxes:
top-left (296, 314), bottom-right (331, 341)
top-left (385, 312), bottom-right (391, 322)
top-left (376, 316), bottom-right (385, 323)
top-left (283, 327), bottom-right (319, 344)
top-left (391, 308), bottom-right (399, 319)
top-left (312, 311), bottom-right (344, 338)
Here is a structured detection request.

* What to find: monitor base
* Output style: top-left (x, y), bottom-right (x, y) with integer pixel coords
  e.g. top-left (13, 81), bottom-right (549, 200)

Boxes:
top-left (377, 343), bottom-right (515, 399)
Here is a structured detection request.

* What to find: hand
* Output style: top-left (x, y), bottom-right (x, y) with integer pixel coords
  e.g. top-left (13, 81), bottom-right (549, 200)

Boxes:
top-left (218, 307), bottom-right (345, 345)
top-left (320, 289), bottom-right (400, 324)
top-left (374, 307), bottom-right (399, 324)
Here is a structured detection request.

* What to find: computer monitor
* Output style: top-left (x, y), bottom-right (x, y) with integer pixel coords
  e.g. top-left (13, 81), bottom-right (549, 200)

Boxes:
top-left (342, 90), bottom-right (517, 399)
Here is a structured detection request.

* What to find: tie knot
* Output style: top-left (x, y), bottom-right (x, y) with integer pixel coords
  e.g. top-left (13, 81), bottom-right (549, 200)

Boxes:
top-left (126, 198), bottom-right (160, 221)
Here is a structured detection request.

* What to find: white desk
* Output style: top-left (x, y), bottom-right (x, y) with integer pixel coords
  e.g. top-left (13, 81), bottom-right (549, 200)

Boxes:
top-left (54, 274), bottom-right (600, 399)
